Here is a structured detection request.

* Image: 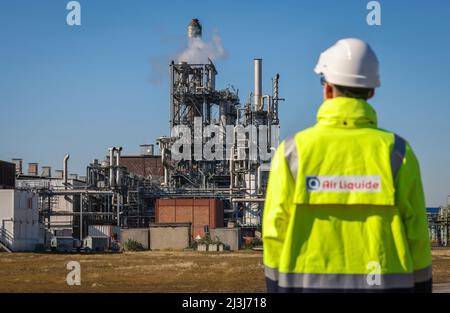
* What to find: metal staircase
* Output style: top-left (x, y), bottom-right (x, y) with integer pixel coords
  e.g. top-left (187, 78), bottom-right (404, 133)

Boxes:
top-left (0, 227), bottom-right (13, 252)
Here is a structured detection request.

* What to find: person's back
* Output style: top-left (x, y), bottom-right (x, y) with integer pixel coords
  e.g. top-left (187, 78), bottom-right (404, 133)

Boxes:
top-left (263, 38), bottom-right (432, 293)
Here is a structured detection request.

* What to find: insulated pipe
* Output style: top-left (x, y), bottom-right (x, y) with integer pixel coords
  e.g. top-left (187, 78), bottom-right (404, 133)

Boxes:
top-left (263, 95), bottom-right (271, 113)
top-left (257, 165), bottom-right (262, 194)
top-left (231, 198), bottom-right (265, 203)
top-left (63, 154), bottom-right (70, 189)
top-left (116, 147), bottom-right (122, 187)
top-left (108, 147), bottom-right (116, 188)
top-left (262, 94), bottom-right (273, 150)
top-left (254, 58), bottom-right (262, 111)
top-left (164, 168), bottom-right (168, 187)
top-left (117, 193), bottom-right (120, 227)
top-left (79, 195), bottom-right (83, 240)
top-left (161, 147), bottom-right (169, 187)
top-left (229, 148), bottom-right (234, 192)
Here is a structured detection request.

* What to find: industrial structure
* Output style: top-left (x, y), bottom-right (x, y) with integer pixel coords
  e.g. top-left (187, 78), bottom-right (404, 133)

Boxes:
top-left (428, 206), bottom-right (450, 247)
top-left (2, 19), bottom-right (448, 253)
top-left (158, 55), bottom-right (281, 226)
top-left (0, 19), bottom-right (282, 252)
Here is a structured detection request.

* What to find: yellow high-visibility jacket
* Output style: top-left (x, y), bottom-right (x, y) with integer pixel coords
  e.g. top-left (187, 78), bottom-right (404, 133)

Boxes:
top-left (263, 97), bottom-right (432, 292)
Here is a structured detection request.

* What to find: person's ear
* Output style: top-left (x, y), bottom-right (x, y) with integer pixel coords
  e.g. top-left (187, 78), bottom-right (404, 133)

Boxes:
top-left (367, 89), bottom-right (375, 99)
top-left (324, 83), bottom-right (334, 100)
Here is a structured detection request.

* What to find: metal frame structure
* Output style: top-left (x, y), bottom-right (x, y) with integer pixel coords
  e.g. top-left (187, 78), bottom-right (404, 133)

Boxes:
top-left (16, 56), bottom-right (284, 246)
top-left (160, 58), bottom-right (282, 227)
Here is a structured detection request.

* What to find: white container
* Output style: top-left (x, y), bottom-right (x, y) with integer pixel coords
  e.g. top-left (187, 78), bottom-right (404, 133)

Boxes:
top-left (88, 225), bottom-right (119, 238)
top-left (51, 236), bottom-right (73, 252)
top-left (83, 236), bottom-right (109, 251)
top-left (88, 225), bottom-right (120, 248)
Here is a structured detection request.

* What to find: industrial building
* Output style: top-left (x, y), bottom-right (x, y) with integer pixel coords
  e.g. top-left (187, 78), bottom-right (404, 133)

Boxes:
top-left (0, 19), bottom-right (282, 252)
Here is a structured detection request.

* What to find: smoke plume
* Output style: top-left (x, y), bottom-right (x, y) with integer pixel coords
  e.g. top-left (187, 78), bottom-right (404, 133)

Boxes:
top-left (176, 35), bottom-right (227, 64)
top-left (149, 31), bottom-right (227, 85)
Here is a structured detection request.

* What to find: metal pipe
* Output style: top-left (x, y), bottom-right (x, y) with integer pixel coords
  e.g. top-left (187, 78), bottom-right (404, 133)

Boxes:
top-left (108, 147), bottom-right (116, 188)
top-left (257, 165), bottom-right (261, 194)
top-left (86, 166), bottom-right (90, 186)
top-left (79, 195), bottom-right (83, 240)
top-left (231, 198), bottom-right (265, 203)
top-left (63, 154), bottom-right (70, 189)
top-left (116, 193), bottom-right (120, 227)
top-left (49, 189), bottom-right (114, 195)
top-left (49, 212), bottom-right (116, 216)
top-left (229, 147), bottom-right (234, 192)
top-left (254, 58), bottom-right (262, 111)
top-left (162, 147), bottom-right (169, 187)
top-left (263, 95), bottom-right (271, 113)
top-left (116, 147), bottom-right (122, 187)
top-left (169, 61), bottom-right (175, 129)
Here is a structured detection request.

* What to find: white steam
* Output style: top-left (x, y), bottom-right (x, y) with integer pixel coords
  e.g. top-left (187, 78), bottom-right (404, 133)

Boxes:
top-left (176, 35), bottom-right (227, 64)
top-left (149, 31), bottom-right (227, 85)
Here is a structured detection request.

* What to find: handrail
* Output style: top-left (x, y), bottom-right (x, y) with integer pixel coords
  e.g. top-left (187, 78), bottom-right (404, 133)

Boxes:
top-left (0, 226), bottom-right (13, 252)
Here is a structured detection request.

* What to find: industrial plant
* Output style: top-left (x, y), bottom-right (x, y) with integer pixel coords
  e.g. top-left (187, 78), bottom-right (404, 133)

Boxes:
top-left (0, 19), bottom-right (449, 254)
top-left (0, 19), bottom-right (282, 253)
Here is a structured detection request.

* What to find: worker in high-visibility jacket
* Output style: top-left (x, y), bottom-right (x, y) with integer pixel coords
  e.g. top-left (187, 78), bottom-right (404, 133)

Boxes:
top-left (263, 38), bottom-right (432, 293)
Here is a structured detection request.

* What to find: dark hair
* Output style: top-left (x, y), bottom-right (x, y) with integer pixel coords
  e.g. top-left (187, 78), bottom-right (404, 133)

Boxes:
top-left (333, 84), bottom-right (374, 100)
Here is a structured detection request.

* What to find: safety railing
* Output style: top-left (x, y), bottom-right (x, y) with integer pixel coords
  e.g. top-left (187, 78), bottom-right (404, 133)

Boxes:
top-left (0, 227), bottom-right (13, 252)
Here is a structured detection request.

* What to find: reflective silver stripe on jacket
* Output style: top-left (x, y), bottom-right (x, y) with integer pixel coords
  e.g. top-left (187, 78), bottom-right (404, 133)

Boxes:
top-left (265, 266), bottom-right (279, 282)
top-left (265, 265), bottom-right (431, 290)
top-left (391, 134), bottom-right (406, 179)
top-left (284, 136), bottom-right (298, 181)
top-left (413, 266), bottom-right (432, 283)
top-left (284, 133), bottom-right (406, 183)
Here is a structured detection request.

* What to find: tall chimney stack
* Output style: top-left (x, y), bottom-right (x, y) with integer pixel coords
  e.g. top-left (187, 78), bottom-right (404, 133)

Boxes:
top-left (12, 158), bottom-right (22, 175)
top-left (188, 18), bottom-right (202, 39)
top-left (28, 163), bottom-right (38, 176)
top-left (254, 58), bottom-right (263, 111)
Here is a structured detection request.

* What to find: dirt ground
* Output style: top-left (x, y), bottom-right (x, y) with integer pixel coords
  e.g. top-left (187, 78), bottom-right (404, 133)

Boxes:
top-left (0, 249), bottom-right (449, 293)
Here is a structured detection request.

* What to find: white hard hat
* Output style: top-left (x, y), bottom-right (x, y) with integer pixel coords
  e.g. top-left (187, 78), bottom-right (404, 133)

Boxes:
top-left (314, 38), bottom-right (380, 88)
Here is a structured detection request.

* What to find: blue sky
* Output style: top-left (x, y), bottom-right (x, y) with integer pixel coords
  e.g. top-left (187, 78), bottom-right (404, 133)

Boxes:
top-left (1, 0), bottom-right (449, 206)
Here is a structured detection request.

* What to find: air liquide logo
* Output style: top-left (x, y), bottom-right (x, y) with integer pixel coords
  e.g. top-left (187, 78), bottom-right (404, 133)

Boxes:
top-left (306, 176), bottom-right (381, 193)
top-left (306, 176), bottom-right (321, 191)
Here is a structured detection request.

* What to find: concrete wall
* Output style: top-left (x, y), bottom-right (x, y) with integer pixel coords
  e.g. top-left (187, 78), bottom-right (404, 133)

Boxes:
top-left (156, 198), bottom-right (224, 238)
top-left (149, 223), bottom-right (191, 250)
top-left (210, 227), bottom-right (241, 251)
top-left (120, 228), bottom-right (150, 250)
